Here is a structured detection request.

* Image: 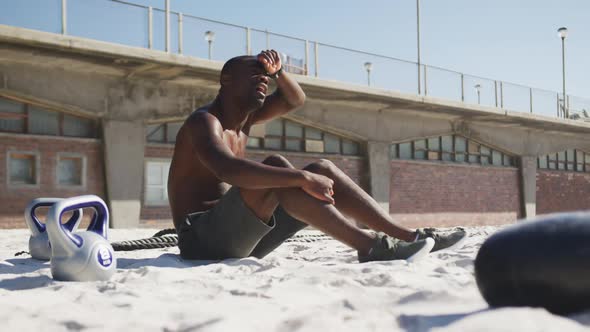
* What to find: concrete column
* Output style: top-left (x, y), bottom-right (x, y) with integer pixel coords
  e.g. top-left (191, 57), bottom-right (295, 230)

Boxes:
top-left (102, 120), bottom-right (145, 228)
top-left (520, 156), bottom-right (537, 219)
top-left (367, 141), bottom-right (391, 213)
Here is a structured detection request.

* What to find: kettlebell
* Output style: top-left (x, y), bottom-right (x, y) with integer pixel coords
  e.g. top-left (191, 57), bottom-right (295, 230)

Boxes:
top-left (25, 198), bottom-right (84, 261)
top-left (46, 195), bottom-right (116, 281)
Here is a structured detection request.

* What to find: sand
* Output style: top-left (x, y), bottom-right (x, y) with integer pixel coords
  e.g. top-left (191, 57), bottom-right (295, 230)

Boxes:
top-left (1, 226), bottom-right (590, 331)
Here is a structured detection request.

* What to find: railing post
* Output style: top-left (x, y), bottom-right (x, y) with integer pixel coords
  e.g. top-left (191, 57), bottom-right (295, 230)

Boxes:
top-left (304, 40), bottom-right (309, 76)
top-left (500, 81), bottom-right (504, 108)
top-left (423, 65), bottom-right (428, 96)
top-left (314, 42), bottom-right (319, 78)
top-left (165, 0), bottom-right (170, 53)
top-left (61, 0), bottom-right (67, 35)
top-left (148, 6), bottom-right (153, 49)
top-left (494, 81), bottom-right (498, 107)
top-left (529, 88), bottom-right (533, 113)
top-left (567, 95), bottom-right (570, 118)
top-left (460, 73), bottom-right (465, 102)
top-left (265, 29), bottom-right (270, 49)
top-left (246, 27), bottom-right (251, 55)
top-left (178, 13), bottom-right (183, 54)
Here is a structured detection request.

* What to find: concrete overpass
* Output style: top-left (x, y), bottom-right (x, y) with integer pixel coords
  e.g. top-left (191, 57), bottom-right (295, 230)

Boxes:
top-left (1, 24), bottom-right (589, 227)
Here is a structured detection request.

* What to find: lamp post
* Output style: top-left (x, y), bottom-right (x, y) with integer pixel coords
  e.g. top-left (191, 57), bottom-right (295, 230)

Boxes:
top-left (364, 62), bottom-right (373, 86)
top-left (416, 0), bottom-right (421, 94)
top-left (204, 30), bottom-right (215, 60)
top-left (557, 27), bottom-right (568, 118)
top-left (474, 84), bottom-right (481, 105)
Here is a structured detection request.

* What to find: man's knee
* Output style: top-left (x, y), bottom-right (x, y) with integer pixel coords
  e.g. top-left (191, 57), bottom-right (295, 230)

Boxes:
top-left (262, 154), bottom-right (293, 168)
top-left (304, 158), bottom-right (338, 175)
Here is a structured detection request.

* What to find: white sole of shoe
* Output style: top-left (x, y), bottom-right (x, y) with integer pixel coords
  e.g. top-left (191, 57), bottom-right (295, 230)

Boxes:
top-left (406, 237), bottom-right (435, 262)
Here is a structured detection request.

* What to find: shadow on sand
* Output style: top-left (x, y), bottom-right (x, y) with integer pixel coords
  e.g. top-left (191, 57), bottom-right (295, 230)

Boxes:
top-left (116, 253), bottom-right (214, 269)
top-left (116, 253), bottom-right (266, 269)
top-left (398, 309), bottom-right (488, 332)
top-left (0, 275), bottom-right (54, 291)
top-left (0, 258), bottom-right (48, 275)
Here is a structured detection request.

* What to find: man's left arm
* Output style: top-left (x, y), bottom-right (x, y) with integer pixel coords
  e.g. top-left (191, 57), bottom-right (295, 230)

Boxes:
top-left (249, 50), bottom-right (306, 125)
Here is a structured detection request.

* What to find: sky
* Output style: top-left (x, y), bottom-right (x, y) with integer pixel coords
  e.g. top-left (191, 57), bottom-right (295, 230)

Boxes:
top-left (1, 0), bottom-right (588, 113)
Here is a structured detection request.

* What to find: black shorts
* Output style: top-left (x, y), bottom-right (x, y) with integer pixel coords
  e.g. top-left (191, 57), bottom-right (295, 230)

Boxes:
top-left (177, 187), bottom-right (307, 260)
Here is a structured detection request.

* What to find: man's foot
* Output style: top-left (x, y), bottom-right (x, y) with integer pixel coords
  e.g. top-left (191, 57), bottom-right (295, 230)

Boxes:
top-left (358, 232), bottom-right (434, 263)
top-left (415, 227), bottom-right (467, 252)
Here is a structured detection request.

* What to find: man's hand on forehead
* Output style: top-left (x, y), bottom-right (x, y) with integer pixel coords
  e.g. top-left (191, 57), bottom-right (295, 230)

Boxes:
top-left (257, 50), bottom-right (282, 76)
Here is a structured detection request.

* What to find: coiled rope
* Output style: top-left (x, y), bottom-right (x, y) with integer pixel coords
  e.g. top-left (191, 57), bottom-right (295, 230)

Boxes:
top-left (111, 230), bottom-right (178, 251)
top-left (110, 228), bottom-right (332, 251)
top-left (14, 229), bottom-right (333, 256)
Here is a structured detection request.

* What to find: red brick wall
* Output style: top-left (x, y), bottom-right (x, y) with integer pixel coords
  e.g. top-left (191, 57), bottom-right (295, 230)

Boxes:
top-left (0, 133), bottom-right (105, 228)
top-left (536, 170), bottom-right (590, 215)
top-left (390, 160), bottom-right (521, 228)
top-left (140, 144), bottom-right (368, 224)
top-left (246, 150), bottom-right (368, 190)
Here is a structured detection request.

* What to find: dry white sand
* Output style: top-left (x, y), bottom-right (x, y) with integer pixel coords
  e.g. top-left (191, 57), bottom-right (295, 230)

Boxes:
top-left (1, 227), bottom-right (590, 331)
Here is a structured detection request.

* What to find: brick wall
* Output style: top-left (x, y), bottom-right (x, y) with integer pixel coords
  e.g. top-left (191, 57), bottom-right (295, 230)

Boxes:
top-left (536, 170), bottom-right (590, 215)
top-left (140, 144), bottom-right (368, 225)
top-left (0, 133), bottom-right (105, 228)
top-left (246, 150), bottom-right (368, 190)
top-left (390, 160), bottom-right (521, 228)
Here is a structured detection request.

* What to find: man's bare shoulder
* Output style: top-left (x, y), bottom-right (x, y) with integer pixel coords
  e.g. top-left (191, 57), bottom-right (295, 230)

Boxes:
top-left (184, 107), bottom-right (223, 134)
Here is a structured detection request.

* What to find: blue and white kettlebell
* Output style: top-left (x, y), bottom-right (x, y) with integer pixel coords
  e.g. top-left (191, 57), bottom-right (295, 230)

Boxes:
top-left (25, 198), bottom-right (84, 261)
top-left (46, 195), bottom-right (116, 281)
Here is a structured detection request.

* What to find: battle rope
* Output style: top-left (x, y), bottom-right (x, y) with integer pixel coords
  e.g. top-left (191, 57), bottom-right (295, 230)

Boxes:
top-left (110, 228), bottom-right (333, 251)
top-left (13, 229), bottom-right (333, 256)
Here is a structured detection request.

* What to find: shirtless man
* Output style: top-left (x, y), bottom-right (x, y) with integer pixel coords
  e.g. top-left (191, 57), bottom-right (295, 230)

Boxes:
top-left (168, 50), bottom-right (466, 262)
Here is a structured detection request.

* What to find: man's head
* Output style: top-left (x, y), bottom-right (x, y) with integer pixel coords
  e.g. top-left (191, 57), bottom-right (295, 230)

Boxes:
top-left (219, 55), bottom-right (269, 110)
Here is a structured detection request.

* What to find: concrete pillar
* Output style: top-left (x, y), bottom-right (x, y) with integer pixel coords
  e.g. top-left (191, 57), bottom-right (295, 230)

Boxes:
top-left (520, 156), bottom-right (537, 219)
top-left (102, 120), bottom-right (145, 228)
top-left (367, 141), bottom-right (391, 213)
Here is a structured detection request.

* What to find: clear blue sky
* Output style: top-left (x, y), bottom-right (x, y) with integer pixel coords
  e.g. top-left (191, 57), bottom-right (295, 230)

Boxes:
top-left (1, 0), bottom-right (588, 111)
top-left (130, 0), bottom-right (589, 96)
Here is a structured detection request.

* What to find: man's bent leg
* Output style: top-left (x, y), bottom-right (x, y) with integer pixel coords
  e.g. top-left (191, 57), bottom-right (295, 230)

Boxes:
top-left (304, 159), bottom-right (467, 251)
top-left (250, 205), bottom-right (307, 258)
top-left (241, 155), bottom-right (307, 258)
top-left (304, 159), bottom-right (416, 242)
top-left (239, 155), bottom-right (376, 255)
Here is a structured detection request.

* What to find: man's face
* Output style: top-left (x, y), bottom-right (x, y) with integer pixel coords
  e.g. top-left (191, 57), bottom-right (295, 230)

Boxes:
top-left (229, 57), bottom-right (269, 109)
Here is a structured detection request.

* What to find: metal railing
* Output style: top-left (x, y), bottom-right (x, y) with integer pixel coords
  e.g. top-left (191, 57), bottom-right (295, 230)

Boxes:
top-left (1, 0), bottom-right (589, 121)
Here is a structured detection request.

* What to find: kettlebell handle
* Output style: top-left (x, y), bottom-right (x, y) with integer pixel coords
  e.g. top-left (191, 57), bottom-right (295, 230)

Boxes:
top-left (46, 195), bottom-right (109, 256)
top-left (25, 198), bottom-right (83, 235)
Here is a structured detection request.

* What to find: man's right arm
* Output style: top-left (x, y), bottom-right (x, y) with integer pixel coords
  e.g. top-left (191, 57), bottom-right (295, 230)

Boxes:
top-left (186, 112), bottom-right (334, 203)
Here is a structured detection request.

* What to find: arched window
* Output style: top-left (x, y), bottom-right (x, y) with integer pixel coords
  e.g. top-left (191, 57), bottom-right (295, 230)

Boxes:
top-left (0, 97), bottom-right (98, 138)
top-left (247, 118), bottom-right (361, 156)
top-left (538, 149), bottom-right (590, 172)
top-left (390, 135), bottom-right (515, 167)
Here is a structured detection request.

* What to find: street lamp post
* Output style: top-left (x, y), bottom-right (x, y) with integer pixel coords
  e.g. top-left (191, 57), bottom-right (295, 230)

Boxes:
top-left (558, 27), bottom-right (568, 118)
top-left (474, 84), bottom-right (481, 105)
top-left (364, 62), bottom-right (373, 86)
top-left (416, 0), bottom-right (421, 94)
top-left (204, 30), bottom-right (216, 60)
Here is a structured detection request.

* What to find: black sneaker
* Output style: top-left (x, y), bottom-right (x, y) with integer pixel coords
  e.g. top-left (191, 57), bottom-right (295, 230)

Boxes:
top-left (358, 232), bottom-right (434, 263)
top-left (415, 227), bottom-right (467, 252)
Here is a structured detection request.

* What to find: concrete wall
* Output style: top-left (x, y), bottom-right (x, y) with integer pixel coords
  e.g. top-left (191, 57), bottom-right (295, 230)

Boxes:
top-left (390, 160), bottom-right (521, 228)
top-left (102, 120), bottom-right (145, 228)
top-left (0, 133), bottom-right (105, 228)
top-left (536, 170), bottom-right (590, 215)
